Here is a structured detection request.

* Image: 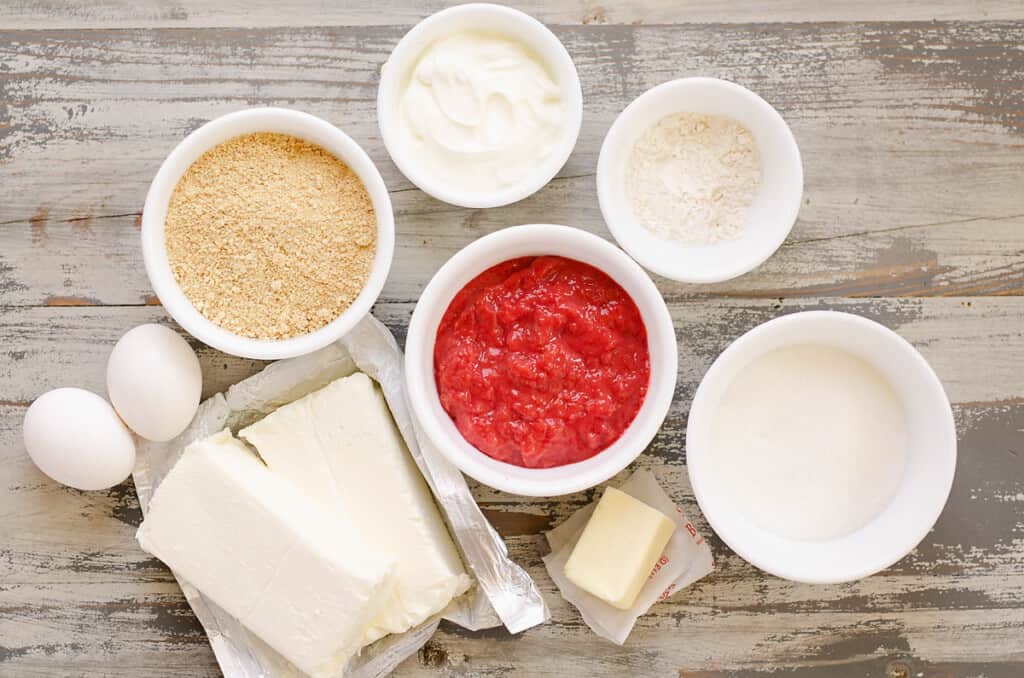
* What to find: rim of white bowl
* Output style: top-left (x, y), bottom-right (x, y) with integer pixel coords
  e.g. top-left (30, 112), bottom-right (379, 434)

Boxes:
top-left (686, 311), bottom-right (957, 583)
top-left (377, 3), bottom-right (583, 209)
top-left (597, 77), bottom-right (803, 283)
top-left (405, 224), bottom-right (678, 496)
top-left (141, 107), bottom-right (395, 360)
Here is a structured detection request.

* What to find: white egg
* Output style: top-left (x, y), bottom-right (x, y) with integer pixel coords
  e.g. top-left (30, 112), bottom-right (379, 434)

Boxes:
top-left (23, 388), bottom-right (137, 491)
top-left (106, 324), bottom-right (203, 442)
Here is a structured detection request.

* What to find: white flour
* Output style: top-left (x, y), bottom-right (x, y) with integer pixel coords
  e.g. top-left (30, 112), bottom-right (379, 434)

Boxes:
top-left (625, 113), bottom-right (761, 245)
top-left (709, 344), bottom-right (909, 541)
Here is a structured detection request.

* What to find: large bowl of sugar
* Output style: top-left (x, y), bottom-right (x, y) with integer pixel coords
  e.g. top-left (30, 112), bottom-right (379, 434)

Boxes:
top-left (686, 311), bottom-right (956, 583)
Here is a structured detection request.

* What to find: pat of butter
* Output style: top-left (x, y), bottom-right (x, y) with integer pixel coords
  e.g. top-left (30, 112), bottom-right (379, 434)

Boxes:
top-left (240, 372), bottom-right (471, 645)
top-left (563, 487), bottom-right (675, 610)
top-left (136, 429), bottom-right (395, 678)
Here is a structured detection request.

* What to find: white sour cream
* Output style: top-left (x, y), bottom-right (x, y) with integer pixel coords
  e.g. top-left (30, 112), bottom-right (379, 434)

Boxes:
top-left (398, 32), bottom-right (565, 193)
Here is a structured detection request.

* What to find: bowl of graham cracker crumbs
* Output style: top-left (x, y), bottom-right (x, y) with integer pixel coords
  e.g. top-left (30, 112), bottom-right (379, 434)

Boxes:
top-left (141, 107), bottom-right (394, 359)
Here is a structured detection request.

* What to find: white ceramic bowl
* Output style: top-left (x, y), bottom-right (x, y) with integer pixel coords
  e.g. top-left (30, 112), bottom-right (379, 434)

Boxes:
top-left (377, 3), bottom-right (583, 209)
top-left (142, 107), bottom-right (395, 360)
top-left (687, 311), bottom-right (957, 583)
top-left (406, 224), bottom-right (678, 497)
top-left (597, 77), bottom-right (803, 283)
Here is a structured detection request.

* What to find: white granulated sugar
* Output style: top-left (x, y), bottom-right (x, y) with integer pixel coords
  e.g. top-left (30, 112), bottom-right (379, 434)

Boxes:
top-left (625, 113), bottom-right (762, 245)
top-left (709, 344), bottom-right (909, 541)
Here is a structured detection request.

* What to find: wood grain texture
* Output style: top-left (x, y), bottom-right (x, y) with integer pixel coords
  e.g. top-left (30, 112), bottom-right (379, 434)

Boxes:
top-left (1, 21), bottom-right (1023, 305)
top-left (0, 0), bottom-right (1019, 30)
top-left (1, 4), bottom-right (1023, 678)
top-left (2, 300), bottom-right (1023, 676)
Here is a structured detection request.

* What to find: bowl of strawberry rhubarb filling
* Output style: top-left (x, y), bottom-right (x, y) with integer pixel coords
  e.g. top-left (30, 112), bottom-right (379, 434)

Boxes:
top-left (406, 224), bottom-right (678, 497)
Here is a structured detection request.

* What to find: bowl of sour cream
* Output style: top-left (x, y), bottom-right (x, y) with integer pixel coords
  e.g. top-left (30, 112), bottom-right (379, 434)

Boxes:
top-left (686, 311), bottom-right (957, 583)
top-left (377, 3), bottom-right (583, 208)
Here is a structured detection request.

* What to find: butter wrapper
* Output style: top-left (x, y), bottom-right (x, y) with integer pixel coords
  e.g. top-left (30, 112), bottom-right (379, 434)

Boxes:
top-left (542, 469), bottom-right (714, 645)
top-left (134, 314), bottom-right (547, 677)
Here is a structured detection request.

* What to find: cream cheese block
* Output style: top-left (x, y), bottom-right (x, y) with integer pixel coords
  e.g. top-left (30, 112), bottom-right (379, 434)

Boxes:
top-left (564, 487), bottom-right (675, 610)
top-left (136, 429), bottom-right (395, 677)
top-left (240, 372), bottom-right (472, 644)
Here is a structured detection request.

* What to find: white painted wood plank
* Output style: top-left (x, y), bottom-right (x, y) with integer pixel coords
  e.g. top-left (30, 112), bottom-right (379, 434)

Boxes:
top-left (1, 298), bottom-right (1021, 406)
top-left (1, 0), bottom-right (1021, 30)
top-left (3, 206), bottom-right (1022, 308)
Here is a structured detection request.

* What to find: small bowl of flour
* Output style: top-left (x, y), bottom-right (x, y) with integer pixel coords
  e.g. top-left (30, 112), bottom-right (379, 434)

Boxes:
top-left (597, 77), bottom-right (803, 283)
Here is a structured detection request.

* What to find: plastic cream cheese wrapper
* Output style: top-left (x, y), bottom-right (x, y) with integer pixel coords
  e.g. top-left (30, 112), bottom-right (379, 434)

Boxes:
top-left (133, 315), bottom-right (549, 678)
top-left (543, 470), bottom-right (714, 645)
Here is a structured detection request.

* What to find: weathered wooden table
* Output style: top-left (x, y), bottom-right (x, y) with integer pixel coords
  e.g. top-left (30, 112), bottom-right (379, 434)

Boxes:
top-left (2, 2), bottom-right (1023, 676)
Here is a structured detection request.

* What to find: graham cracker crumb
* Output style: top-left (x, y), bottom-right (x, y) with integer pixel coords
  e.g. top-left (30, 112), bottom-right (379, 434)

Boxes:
top-left (164, 132), bottom-right (377, 340)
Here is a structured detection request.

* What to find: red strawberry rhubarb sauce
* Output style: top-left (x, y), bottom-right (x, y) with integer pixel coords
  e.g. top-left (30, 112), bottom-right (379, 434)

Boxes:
top-left (433, 256), bottom-right (650, 469)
